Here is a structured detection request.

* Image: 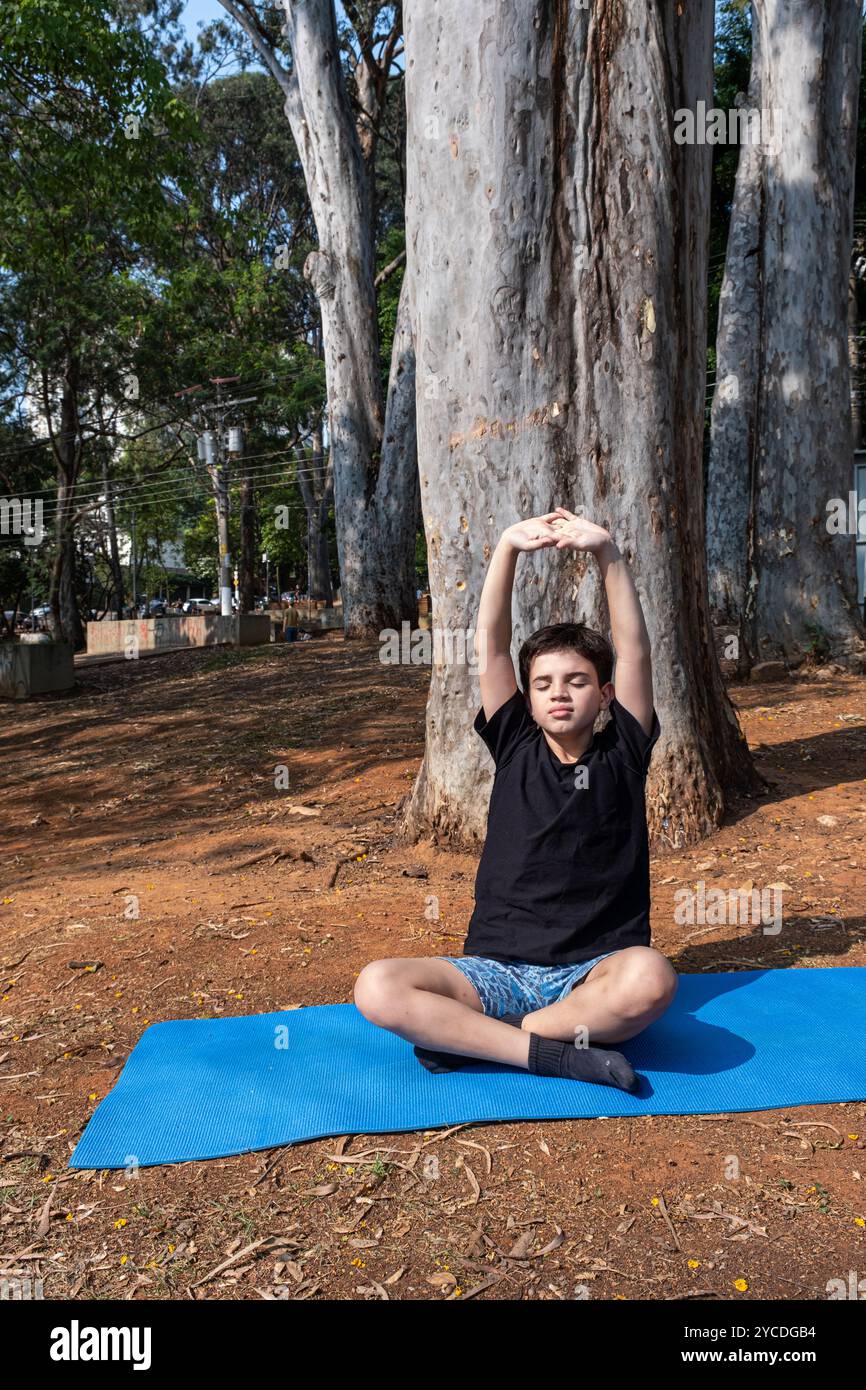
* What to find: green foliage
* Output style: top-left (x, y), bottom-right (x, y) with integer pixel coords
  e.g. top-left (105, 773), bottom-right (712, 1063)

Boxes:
top-left (0, 3), bottom-right (408, 610)
top-left (376, 224), bottom-right (406, 398)
top-left (0, 0), bottom-right (200, 625)
top-left (802, 622), bottom-right (832, 666)
top-left (0, 0), bottom-right (196, 384)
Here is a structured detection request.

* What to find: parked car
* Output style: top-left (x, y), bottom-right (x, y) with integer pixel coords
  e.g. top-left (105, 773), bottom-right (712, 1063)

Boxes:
top-left (23, 604), bottom-right (52, 630)
top-left (137, 599), bottom-right (167, 618)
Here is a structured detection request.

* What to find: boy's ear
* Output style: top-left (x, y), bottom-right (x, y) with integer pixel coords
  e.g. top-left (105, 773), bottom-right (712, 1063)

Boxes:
top-left (599, 681), bottom-right (615, 710)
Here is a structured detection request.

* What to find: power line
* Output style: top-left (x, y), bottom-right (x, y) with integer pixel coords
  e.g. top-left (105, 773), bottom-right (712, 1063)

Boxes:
top-left (4, 460), bottom-right (329, 530)
top-left (1, 455), bottom-right (328, 521)
top-left (2, 447), bottom-right (332, 508)
top-left (0, 490), bottom-right (317, 548)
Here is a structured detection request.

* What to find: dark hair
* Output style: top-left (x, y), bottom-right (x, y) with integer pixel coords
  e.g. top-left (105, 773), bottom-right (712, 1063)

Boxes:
top-left (518, 622), bottom-right (613, 695)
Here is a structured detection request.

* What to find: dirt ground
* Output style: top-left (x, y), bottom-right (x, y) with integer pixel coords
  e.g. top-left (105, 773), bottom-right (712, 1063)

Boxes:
top-left (1, 636), bottom-right (864, 1302)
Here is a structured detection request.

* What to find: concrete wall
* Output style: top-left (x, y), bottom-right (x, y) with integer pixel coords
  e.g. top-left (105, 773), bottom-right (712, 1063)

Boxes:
top-left (235, 614), bottom-right (272, 646)
top-left (280, 605), bottom-right (343, 631)
top-left (0, 641), bottom-right (75, 699)
top-left (85, 614), bottom-right (272, 657)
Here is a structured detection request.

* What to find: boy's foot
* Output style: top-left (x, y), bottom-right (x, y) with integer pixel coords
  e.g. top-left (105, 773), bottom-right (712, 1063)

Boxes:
top-left (527, 1034), bottom-right (638, 1092)
top-left (413, 1012), bottom-right (528, 1073)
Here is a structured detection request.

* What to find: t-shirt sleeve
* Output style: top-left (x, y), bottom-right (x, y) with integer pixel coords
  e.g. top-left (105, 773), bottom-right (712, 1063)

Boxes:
top-left (605, 697), bottom-right (661, 777)
top-left (473, 689), bottom-right (535, 767)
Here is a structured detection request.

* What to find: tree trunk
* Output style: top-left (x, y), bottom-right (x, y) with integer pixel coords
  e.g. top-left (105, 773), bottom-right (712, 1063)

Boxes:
top-left (314, 510), bottom-right (332, 603)
top-left (849, 268), bottom-right (863, 451)
top-left (299, 126), bottom-right (419, 634)
top-left (402, 0), bottom-right (758, 848)
top-left (297, 425), bottom-right (334, 604)
top-left (219, 0), bottom-right (419, 636)
top-left (46, 367), bottom-right (85, 649)
top-left (708, 0), bottom-right (866, 669)
top-left (706, 30), bottom-right (765, 676)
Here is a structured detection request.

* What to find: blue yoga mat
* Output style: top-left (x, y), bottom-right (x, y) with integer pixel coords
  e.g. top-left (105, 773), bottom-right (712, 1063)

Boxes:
top-left (68, 968), bottom-right (866, 1170)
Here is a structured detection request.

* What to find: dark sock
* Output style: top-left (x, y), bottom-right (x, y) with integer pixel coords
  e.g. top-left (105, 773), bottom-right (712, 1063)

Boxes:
top-left (527, 1033), bottom-right (638, 1093)
top-left (414, 1011), bottom-right (528, 1073)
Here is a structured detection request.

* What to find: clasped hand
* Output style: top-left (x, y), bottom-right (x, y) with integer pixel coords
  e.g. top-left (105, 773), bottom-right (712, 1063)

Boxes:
top-left (504, 507), bottom-right (612, 555)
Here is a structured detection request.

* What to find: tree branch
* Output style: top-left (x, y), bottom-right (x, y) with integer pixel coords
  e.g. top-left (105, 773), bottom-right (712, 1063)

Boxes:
top-left (217, 0), bottom-right (295, 99)
top-left (374, 248), bottom-right (406, 289)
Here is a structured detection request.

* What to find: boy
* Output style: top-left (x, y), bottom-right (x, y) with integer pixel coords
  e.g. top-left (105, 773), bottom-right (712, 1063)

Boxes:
top-left (354, 507), bottom-right (677, 1092)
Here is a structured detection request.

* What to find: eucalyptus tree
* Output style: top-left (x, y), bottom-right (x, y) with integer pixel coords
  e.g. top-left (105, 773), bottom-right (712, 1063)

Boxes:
top-left (215, 0), bottom-right (419, 635)
top-left (402, 0), bottom-right (758, 845)
top-left (708, 0), bottom-right (866, 670)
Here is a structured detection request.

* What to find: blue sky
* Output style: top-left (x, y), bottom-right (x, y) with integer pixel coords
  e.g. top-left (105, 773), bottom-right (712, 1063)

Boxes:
top-left (180, 0), bottom-right (229, 40)
top-left (179, 1), bottom-right (349, 44)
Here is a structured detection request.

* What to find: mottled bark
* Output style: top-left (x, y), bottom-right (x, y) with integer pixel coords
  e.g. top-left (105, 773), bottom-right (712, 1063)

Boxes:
top-left (403, 0), bottom-right (757, 848)
top-left (706, 31), bottom-right (765, 676)
top-left (849, 270), bottom-right (862, 450)
top-left (708, 0), bottom-right (866, 669)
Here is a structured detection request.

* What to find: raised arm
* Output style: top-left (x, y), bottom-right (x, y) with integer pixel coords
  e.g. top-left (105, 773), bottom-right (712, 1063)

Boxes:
top-left (550, 508), bottom-right (654, 735)
top-left (475, 515), bottom-right (560, 721)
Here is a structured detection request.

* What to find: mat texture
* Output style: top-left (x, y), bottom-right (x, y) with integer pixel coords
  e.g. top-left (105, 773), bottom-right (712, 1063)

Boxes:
top-left (68, 968), bottom-right (866, 1169)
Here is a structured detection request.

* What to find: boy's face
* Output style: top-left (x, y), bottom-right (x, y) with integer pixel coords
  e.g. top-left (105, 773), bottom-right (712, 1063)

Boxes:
top-left (525, 649), bottom-right (613, 737)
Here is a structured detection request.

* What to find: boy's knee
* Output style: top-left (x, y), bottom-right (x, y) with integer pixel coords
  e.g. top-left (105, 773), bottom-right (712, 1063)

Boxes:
top-left (587, 953), bottom-right (676, 1023)
top-left (648, 956), bottom-right (679, 1005)
top-left (353, 959), bottom-right (400, 1022)
top-left (622, 950), bottom-right (678, 1008)
top-left (633, 959), bottom-right (678, 1014)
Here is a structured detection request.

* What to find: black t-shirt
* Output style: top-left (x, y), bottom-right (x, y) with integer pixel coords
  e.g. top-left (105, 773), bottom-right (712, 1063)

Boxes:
top-left (464, 690), bottom-right (661, 966)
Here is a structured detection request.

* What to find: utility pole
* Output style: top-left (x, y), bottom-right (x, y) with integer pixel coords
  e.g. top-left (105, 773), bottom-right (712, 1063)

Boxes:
top-left (188, 378), bottom-right (256, 620)
top-left (131, 508), bottom-right (137, 613)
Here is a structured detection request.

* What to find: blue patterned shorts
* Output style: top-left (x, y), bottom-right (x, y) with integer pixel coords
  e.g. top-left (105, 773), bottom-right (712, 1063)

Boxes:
top-left (437, 950), bottom-right (620, 1018)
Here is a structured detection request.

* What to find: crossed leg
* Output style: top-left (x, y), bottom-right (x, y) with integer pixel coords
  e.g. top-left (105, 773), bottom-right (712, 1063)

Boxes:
top-left (518, 946), bottom-right (678, 1045)
top-left (353, 946), bottom-right (678, 1067)
top-left (353, 957), bottom-right (532, 1067)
